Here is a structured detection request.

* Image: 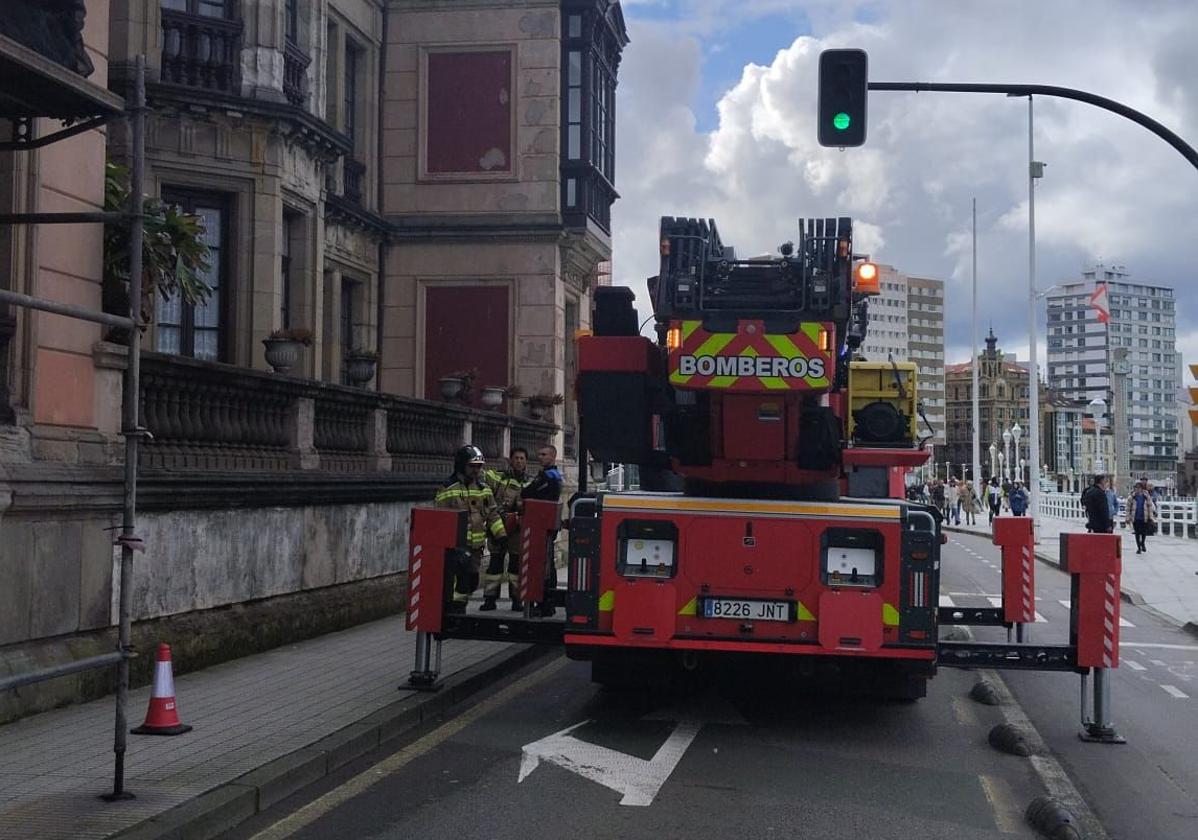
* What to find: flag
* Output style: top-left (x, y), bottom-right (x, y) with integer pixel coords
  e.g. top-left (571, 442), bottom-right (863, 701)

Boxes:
top-left (1089, 283), bottom-right (1110, 324)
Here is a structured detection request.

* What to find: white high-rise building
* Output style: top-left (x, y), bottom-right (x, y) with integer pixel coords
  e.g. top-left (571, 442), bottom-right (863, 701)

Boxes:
top-left (1045, 262), bottom-right (1179, 478)
top-left (861, 264), bottom-right (909, 363)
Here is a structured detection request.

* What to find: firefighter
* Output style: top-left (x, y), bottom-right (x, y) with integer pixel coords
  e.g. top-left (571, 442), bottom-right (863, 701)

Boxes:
top-left (521, 444), bottom-right (564, 617)
top-left (482, 447), bottom-right (532, 611)
top-left (435, 445), bottom-right (507, 613)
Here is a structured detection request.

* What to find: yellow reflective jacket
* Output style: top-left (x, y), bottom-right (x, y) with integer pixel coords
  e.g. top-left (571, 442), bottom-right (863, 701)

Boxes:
top-left (484, 468), bottom-right (531, 514)
top-left (434, 475), bottom-right (506, 550)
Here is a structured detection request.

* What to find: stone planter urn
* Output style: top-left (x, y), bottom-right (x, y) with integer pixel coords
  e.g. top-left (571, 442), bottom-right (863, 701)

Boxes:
top-left (345, 352), bottom-right (378, 386)
top-left (262, 338), bottom-right (303, 374)
top-left (527, 402), bottom-right (548, 421)
top-left (439, 376), bottom-right (464, 401)
top-left (480, 386), bottom-right (506, 409)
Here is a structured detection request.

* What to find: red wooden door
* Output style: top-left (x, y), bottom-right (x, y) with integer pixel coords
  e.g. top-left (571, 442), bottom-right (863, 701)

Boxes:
top-left (424, 285), bottom-right (510, 406)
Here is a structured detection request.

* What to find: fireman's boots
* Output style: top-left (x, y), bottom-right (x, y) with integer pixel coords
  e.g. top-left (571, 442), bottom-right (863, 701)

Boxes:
top-left (480, 596), bottom-right (498, 611)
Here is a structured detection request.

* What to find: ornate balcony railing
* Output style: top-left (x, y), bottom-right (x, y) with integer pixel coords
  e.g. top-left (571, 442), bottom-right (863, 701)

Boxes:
top-left (134, 351), bottom-right (557, 479)
top-left (343, 159), bottom-right (366, 205)
top-left (160, 9), bottom-right (241, 95)
top-left (283, 40), bottom-right (310, 107)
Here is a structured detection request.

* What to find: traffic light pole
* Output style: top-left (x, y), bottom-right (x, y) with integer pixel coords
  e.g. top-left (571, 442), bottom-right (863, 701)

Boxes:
top-left (867, 82), bottom-right (1198, 173)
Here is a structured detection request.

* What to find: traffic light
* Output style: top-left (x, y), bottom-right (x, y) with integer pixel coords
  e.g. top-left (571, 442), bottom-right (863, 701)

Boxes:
top-left (818, 49), bottom-right (868, 147)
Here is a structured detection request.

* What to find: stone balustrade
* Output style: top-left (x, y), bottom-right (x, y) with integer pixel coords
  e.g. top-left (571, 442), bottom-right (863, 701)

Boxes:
top-left (160, 8), bottom-right (241, 95)
top-left (137, 351), bottom-right (555, 478)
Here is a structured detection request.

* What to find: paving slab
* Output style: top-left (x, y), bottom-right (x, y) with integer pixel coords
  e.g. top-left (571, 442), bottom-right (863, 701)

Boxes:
top-left (0, 610), bottom-right (549, 840)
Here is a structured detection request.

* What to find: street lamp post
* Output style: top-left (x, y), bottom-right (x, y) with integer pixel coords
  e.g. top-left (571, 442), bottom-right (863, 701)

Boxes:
top-left (1003, 428), bottom-right (1013, 482)
top-left (1089, 398), bottom-right (1107, 475)
top-left (1011, 423), bottom-right (1023, 482)
top-left (989, 442), bottom-right (998, 481)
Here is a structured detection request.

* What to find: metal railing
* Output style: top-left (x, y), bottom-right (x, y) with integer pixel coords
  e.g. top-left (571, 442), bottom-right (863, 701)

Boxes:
top-left (1040, 491), bottom-right (1197, 538)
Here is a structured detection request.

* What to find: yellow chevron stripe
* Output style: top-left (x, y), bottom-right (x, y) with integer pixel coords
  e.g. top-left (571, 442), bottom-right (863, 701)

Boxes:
top-left (681, 320), bottom-right (702, 341)
top-left (797, 601), bottom-right (815, 621)
top-left (678, 597), bottom-right (697, 616)
top-left (883, 603), bottom-right (900, 626)
top-left (598, 590), bottom-right (615, 612)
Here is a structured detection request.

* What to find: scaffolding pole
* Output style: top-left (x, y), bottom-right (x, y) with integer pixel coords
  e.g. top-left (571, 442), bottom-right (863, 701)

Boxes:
top-left (0, 56), bottom-right (146, 802)
top-left (105, 54), bottom-right (145, 803)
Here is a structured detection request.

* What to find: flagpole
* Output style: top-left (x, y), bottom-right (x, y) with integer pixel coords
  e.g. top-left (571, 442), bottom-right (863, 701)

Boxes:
top-left (1026, 94), bottom-right (1043, 534)
top-left (971, 198), bottom-right (981, 490)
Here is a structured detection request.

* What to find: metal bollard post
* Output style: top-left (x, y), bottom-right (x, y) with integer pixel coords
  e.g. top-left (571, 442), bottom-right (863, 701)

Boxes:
top-left (1061, 532), bottom-right (1126, 744)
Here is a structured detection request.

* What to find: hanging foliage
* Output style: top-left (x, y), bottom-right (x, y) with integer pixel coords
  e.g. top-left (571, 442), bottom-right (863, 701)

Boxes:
top-left (102, 162), bottom-right (212, 330)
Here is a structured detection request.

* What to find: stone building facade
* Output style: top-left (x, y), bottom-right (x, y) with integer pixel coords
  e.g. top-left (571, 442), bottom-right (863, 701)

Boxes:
top-left (379, 0), bottom-right (626, 460)
top-left (0, 0), bottom-right (621, 720)
top-left (944, 329), bottom-right (1047, 482)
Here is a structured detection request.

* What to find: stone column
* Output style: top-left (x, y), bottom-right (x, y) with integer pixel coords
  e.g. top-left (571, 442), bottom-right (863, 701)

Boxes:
top-left (288, 396), bottom-right (319, 469)
top-left (366, 407), bottom-right (391, 471)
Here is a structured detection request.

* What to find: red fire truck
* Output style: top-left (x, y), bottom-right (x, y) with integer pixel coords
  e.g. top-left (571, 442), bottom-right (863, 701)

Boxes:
top-left (408, 215), bottom-right (1126, 733)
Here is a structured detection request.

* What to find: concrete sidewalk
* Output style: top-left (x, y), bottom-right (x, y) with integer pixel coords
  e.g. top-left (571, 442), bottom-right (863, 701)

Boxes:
top-left (946, 513), bottom-right (1198, 632)
top-left (0, 613), bottom-right (546, 840)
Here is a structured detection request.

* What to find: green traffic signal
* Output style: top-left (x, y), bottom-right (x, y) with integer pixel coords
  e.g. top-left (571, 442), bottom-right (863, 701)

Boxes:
top-left (817, 49), bottom-right (868, 147)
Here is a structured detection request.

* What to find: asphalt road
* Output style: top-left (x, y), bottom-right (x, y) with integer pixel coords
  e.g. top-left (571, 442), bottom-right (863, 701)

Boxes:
top-left (941, 530), bottom-right (1198, 840)
top-left (234, 618), bottom-right (1080, 836)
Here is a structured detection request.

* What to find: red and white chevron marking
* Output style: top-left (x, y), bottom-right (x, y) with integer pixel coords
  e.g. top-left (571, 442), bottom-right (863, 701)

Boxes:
top-left (407, 544), bottom-right (422, 629)
top-left (1021, 545), bottom-right (1034, 621)
top-left (1103, 572), bottom-right (1118, 668)
top-left (519, 528), bottom-right (532, 603)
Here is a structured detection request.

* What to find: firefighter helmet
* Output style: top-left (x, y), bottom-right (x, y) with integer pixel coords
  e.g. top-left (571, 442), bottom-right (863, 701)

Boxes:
top-left (454, 444), bottom-right (486, 474)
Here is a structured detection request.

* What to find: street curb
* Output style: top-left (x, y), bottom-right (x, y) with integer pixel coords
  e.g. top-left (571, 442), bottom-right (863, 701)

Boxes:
top-left (111, 642), bottom-right (554, 840)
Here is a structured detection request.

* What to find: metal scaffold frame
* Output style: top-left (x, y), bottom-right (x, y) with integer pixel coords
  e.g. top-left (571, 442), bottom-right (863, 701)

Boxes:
top-left (0, 54), bottom-right (147, 801)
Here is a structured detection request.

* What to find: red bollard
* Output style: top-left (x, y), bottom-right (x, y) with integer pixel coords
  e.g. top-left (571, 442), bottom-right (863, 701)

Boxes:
top-left (1060, 532), bottom-right (1126, 744)
top-left (519, 499), bottom-right (561, 617)
top-left (993, 517), bottom-right (1035, 629)
top-left (406, 508), bottom-right (466, 690)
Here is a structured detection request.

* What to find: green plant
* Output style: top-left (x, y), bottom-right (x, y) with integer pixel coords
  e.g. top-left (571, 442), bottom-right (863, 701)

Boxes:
top-left (525, 393), bottom-right (564, 407)
top-left (267, 327), bottom-right (314, 345)
top-left (102, 162), bottom-right (212, 330)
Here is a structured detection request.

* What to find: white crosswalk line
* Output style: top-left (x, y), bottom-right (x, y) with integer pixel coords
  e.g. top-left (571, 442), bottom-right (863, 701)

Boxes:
top-left (986, 595), bottom-right (1047, 622)
top-left (1123, 659), bottom-right (1147, 671)
top-left (1160, 685), bottom-right (1189, 699)
top-left (939, 595), bottom-right (956, 607)
top-left (1057, 598), bottom-right (1135, 627)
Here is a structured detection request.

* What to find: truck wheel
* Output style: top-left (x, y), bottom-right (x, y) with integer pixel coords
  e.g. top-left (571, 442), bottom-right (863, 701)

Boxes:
top-left (884, 675), bottom-right (928, 702)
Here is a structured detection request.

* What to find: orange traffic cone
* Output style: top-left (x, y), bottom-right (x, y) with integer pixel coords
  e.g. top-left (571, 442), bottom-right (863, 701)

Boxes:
top-left (131, 643), bottom-right (193, 736)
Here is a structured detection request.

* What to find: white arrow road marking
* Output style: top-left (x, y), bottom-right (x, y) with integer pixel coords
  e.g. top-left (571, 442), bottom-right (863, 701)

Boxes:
top-left (518, 718), bottom-right (702, 806)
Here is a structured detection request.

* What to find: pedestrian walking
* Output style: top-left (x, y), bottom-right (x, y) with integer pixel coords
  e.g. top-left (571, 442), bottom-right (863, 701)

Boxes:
top-left (521, 444), bottom-right (564, 617)
top-left (987, 477), bottom-right (1003, 523)
top-left (1008, 481), bottom-right (1028, 516)
top-left (931, 480), bottom-right (945, 519)
top-left (945, 479), bottom-right (959, 524)
top-left (1125, 480), bottom-right (1157, 554)
top-left (435, 445), bottom-right (507, 613)
top-left (482, 447), bottom-right (532, 611)
top-left (960, 480), bottom-right (980, 526)
top-left (1081, 475), bottom-right (1114, 534)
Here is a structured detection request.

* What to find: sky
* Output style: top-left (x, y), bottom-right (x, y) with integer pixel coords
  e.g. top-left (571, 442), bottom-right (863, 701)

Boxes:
top-left (610, 0), bottom-right (1198, 381)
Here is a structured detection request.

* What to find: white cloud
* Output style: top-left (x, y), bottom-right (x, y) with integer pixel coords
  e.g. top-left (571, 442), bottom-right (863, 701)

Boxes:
top-left (612, 0), bottom-right (1198, 360)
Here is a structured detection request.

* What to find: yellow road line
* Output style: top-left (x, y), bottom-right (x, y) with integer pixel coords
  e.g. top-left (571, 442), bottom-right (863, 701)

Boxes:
top-left (978, 773), bottom-right (1023, 835)
top-left (249, 656), bottom-right (570, 840)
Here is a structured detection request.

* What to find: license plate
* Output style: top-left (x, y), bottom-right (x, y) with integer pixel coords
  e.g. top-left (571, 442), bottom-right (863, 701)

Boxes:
top-left (702, 598), bottom-right (792, 622)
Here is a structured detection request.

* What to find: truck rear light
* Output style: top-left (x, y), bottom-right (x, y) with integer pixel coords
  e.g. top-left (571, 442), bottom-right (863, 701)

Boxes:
top-left (820, 528), bottom-right (883, 587)
top-left (616, 519), bottom-right (679, 579)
